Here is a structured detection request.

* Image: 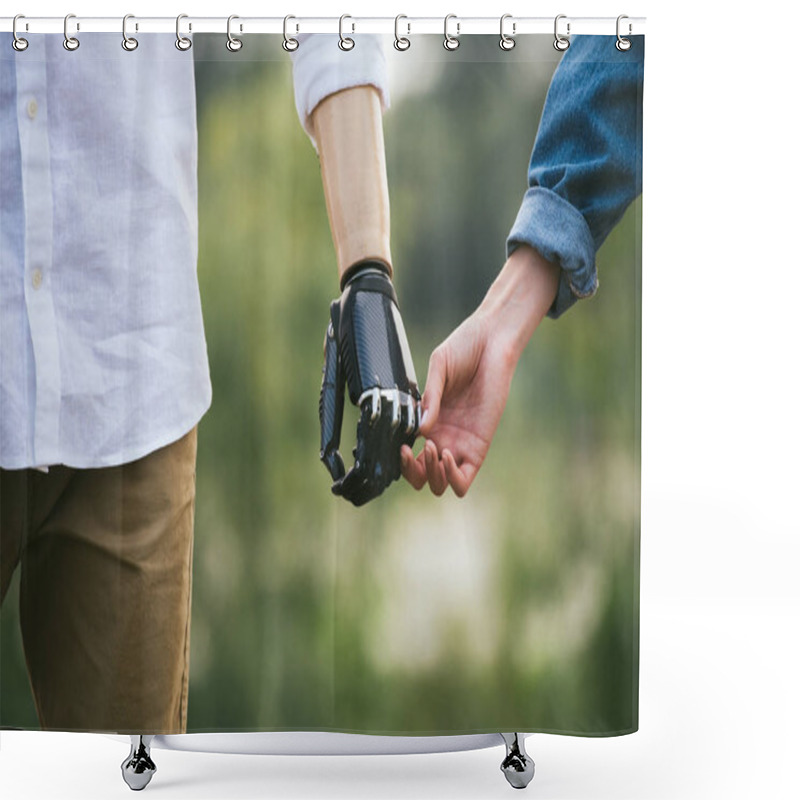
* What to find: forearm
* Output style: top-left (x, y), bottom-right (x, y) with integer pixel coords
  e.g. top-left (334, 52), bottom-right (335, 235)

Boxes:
top-left (477, 245), bottom-right (559, 362)
top-left (310, 86), bottom-right (392, 285)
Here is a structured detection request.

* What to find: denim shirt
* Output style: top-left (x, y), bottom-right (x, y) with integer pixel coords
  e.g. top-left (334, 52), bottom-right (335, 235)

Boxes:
top-left (507, 35), bottom-right (644, 318)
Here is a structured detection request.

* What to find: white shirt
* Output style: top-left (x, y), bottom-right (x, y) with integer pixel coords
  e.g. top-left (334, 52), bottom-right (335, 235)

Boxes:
top-left (0, 33), bottom-right (387, 470)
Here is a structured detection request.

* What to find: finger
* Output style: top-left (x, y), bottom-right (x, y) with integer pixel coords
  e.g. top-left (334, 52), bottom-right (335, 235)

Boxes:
top-left (420, 348), bottom-right (447, 436)
top-left (319, 316), bottom-right (346, 482)
top-left (334, 468), bottom-right (372, 506)
top-left (442, 449), bottom-right (477, 498)
top-left (424, 440), bottom-right (448, 497)
top-left (346, 475), bottom-right (375, 507)
top-left (401, 444), bottom-right (427, 490)
top-left (321, 448), bottom-right (346, 484)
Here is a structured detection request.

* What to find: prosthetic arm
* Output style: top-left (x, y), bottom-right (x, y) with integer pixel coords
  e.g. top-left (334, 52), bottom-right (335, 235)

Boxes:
top-left (312, 86), bottom-right (420, 506)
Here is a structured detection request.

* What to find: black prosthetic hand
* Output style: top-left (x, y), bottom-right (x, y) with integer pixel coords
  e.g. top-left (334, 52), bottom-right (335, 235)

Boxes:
top-left (319, 262), bottom-right (421, 506)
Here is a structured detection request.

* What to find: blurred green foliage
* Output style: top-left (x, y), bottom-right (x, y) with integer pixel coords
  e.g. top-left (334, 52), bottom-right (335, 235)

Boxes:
top-left (1, 35), bottom-right (640, 736)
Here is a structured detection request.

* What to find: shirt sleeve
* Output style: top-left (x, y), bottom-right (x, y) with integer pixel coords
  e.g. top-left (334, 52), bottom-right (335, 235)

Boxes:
top-left (507, 35), bottom-right (644, 319)
top-left (290, 33), bottom-right (390, 149)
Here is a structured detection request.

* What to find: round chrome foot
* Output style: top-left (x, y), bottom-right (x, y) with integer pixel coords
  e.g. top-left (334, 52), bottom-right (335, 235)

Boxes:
top-left (500, 733), bottom-right (535, 789)
top-left (121, 735), bottom-right (157, 791)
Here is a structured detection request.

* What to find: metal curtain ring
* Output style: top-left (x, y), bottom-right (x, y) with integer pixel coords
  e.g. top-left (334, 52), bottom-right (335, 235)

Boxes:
top-left (553, 14), bottom-right (570, 51)
top-left (394, 14), bottom-right (410, 51)
top-left (499, 13), bottom-right (515, 51)
top-left (12, 14), bottom-right (28, 51)
top-left (282, 15), bottom-right (299, 51)
top-left (443, 14), bottom-right (460, 51)
top-left (226, 15), bottom-right (243, 51)
top-left (616, 14), bottom-right (632, 51)
top-left (63, 13), bottom-right (80, 51)
top-left (122, 14), bottom-right (138, 51)
top-left (339, 14), bottom-right (354, 51)
top-left (175, 13), bottom-right (192, 51)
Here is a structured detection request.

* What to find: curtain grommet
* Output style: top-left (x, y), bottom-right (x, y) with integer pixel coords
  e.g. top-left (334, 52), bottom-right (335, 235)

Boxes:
top-left (339, 14), bottom-right (355, 51)
top-left (12, 14), bottom-right (29, 51)
top-left (122, 14), bottom-right (138, 51)
top-left (175, 14), bottom-right (192, 51)
top-left (63, 13), bottom-right (80, 51)
top-left (499, 14), bottom-right (515, 51)
top-left (226, 15), bottom-right (243, 52)
top-left (616, 15), bottom-right (632, 51)
top-left (553, 14), bottom-right (570, 51)
top-left (282, 15), bottom-right (299, 52)
top-left (443, 14), bottom-right (460, 51)
top-left (394, 14), bottom-right (410, 51)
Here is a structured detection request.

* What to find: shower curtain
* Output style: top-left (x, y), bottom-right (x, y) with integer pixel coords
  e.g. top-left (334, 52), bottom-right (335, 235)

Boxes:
top-left (1, 27), bottom-right (644, 739)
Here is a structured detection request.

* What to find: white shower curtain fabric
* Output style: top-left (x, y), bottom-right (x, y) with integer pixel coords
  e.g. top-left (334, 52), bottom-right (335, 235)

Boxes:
top-left (1, 30), bottom-right (644, 738)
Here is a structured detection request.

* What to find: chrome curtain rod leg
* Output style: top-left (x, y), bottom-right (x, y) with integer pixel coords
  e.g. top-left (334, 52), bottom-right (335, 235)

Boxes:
top-left (121, 734), bottom-right (157, 791)
top-left (499, 732), bottom-right (535, 789)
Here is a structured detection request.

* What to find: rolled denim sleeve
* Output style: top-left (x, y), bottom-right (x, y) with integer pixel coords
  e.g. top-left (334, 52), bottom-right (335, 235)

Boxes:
top-left (507, 35), bottom-right (644, 318)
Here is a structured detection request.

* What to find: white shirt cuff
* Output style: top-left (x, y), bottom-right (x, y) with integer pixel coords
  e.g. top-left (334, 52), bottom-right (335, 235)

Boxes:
top-left (291, 33), bottom-right (390, 148)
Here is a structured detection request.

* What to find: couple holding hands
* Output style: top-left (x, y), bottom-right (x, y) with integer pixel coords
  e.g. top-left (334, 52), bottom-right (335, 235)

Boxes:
top-left (311, 32), bottom-right (642, 505)
top-left (0, 29), bottom-right (641, 734)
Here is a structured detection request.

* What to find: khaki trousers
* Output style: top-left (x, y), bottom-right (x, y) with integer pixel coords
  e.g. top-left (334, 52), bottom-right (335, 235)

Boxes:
top-left (0, 427), bottom-right (197, 734)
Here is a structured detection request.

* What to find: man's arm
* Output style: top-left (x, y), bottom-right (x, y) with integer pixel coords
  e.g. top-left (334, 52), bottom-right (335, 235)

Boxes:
top-left (291, 32), bottom-right (392, 279)
top-left (310, 86), bottom-right (392, 285)
top-left (292, 38), bottom-right (420, 506)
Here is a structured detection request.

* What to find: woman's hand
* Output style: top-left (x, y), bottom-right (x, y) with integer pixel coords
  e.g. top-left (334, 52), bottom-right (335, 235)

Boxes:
top-left (401, 245), bottom-right (560, 497)
top-left (400, 311), bottom-right (514, 496)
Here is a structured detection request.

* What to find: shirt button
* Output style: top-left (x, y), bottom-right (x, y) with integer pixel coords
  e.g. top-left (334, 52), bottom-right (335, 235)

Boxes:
top-left (32, 269), bottom-right (43, 290)
top-left (27, 98), bottom-right (38, 120)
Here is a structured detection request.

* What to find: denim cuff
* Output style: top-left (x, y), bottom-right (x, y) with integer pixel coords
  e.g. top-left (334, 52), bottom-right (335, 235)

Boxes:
top-left (506, 187), bottom-right (597, 319)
